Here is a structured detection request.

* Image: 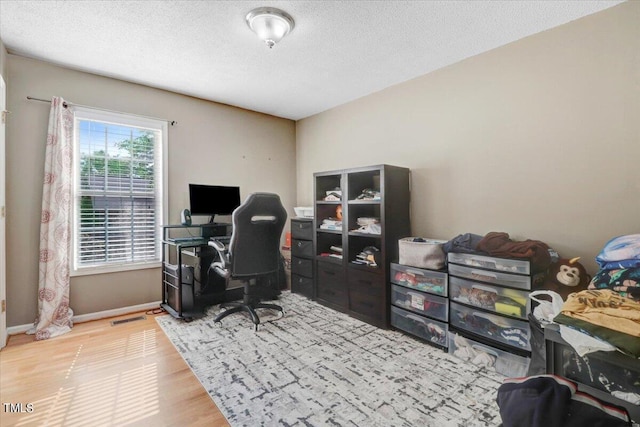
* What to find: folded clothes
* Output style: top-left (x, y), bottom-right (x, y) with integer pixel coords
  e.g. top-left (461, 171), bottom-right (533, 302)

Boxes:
top-left (599, 259), bottom-right (640, 270)
top-left (442, 233), bottom-right (485, 254)
top-left (476, 231), bottom-right (551, 273)
top-left (554, 313), bottom-right (640, 358)
top-left (560, 289), bottom-right (640, 338)
top-left (588, 268), bottom-right (640, 301)
top-left (596, 234), bottom-right (640, 268)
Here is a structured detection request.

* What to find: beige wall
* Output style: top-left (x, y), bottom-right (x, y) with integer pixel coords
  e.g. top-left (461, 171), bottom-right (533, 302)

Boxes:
top-left (6, 55), bottom-right (296, 326)
top-left (296, 1), bottom-right (639, 275)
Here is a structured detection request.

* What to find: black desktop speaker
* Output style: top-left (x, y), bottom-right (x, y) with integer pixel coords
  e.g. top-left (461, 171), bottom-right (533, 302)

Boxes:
top-left (181, 208), bottom-right (192, 226)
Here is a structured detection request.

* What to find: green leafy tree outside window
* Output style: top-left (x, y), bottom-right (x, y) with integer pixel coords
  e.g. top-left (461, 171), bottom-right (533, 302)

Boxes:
top-left (79, 130), bottom-right (156, 225)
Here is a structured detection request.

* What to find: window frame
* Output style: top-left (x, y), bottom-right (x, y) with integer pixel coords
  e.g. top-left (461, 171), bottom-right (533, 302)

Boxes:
top-left (71, 107), bottom-right (168, 276)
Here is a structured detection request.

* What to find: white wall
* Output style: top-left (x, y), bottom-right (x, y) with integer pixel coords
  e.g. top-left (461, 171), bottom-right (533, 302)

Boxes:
top-left (5, 55), bottom-right (296, 326)
top-left (296, 1), bottom-right (639, 274)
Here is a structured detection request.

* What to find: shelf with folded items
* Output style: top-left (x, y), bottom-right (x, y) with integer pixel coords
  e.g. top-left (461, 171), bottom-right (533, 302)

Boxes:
top-left (347, 169), bottom-right (381, 201)
top-left (315, 173), bottom-right (342, 202)
top-left (347, 234), bottom-right (382, 269)
top-left (314, 164), bottom-right (410, 328)
top-left (347, 203), bottom-right (381, 236)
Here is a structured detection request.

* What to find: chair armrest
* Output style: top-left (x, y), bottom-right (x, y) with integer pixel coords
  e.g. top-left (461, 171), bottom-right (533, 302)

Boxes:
top-left (209, 239), bottom-right (230, 269)
top-left (208, 239), bottom-right (226, 252)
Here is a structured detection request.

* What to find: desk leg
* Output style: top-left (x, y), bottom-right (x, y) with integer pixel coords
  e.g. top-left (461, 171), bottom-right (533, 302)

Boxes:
top-left (177, 246), bottom-right (183, 318)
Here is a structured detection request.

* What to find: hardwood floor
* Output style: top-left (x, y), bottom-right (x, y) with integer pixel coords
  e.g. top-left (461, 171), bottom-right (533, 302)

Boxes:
top-left (0, 311), bottom-right (229, 427)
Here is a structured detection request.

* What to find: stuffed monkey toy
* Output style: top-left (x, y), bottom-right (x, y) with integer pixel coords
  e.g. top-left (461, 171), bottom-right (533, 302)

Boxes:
top-left (535, 257), bottom-right (591, 301)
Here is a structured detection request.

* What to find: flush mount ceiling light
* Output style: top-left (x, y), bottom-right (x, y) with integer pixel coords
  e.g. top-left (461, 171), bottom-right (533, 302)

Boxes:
top-left (246, 7), bottom-right (295, 49)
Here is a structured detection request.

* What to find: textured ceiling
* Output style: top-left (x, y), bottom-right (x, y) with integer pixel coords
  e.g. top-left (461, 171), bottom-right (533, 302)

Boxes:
top-left (0, 1), bottom-right (624, 120)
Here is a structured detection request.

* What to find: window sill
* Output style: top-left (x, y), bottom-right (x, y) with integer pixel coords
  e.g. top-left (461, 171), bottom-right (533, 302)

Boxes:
top-left (71, 261), bottom-right (161, 277)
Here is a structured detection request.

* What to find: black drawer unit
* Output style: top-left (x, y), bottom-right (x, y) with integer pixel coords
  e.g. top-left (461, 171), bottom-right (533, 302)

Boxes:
top-left (447, 252), bottom-right (534, 373)
top-left (545, 325), bottom-right (640, 423)
top-left (316, 261), bottom-right (348, 310)
top-left (348, 268), bottom-right (385, 326)
top-left (390, 263), bottom-right (450, 349)
top-left (290, 218), bottom-right (314, 299)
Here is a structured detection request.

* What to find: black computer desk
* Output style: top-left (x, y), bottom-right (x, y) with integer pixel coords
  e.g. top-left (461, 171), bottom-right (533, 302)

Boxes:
top-left (161, 223), bottom-right (234, 320)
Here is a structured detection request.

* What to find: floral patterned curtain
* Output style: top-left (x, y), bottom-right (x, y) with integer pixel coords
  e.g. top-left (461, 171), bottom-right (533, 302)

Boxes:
top-left (28, 97), bottom-right (74, 340)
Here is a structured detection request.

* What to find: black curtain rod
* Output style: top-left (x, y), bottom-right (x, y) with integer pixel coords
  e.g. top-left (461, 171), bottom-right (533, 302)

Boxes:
top-left (26, 96), bottom-right (177, 126)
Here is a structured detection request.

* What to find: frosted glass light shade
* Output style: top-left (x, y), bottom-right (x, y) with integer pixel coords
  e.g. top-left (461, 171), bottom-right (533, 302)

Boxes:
top-left (246, 7), bottom-right (295, 49)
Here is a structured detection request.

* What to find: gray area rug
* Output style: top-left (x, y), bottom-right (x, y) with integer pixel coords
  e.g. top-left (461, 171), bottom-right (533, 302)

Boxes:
top-left (156, 291), bottom-right (505, 426)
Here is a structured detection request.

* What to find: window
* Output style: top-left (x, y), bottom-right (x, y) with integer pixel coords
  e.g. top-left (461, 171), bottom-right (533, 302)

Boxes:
top-left (72, 108), bottom-right (167, 275)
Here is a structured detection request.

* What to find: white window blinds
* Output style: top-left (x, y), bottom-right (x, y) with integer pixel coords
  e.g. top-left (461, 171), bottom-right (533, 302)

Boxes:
top-left (72, 108), bottom-right (167, 273)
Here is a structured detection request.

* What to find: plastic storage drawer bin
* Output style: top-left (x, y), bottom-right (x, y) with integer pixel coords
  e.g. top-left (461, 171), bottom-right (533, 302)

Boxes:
top-left (448, 252), bottom-right (531, 275)
top-left (390, 306), bottom-right (448, 348)
top-left (449, 301), bottom-right (531, 351)
top-left (391, 284), bottom-right (448, 321)
top-left (390, 263), bottom-right (448, 297)
top-left (449, 276), bottom-right (530, 319)
top-left (448, 331), bottom-right (530, 377)
top-left (448, 264), bottom-right (532, 290)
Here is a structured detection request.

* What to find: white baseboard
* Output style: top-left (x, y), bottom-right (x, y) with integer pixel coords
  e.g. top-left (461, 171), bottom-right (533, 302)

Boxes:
top-left (7, 301), bottom-right (162, 336)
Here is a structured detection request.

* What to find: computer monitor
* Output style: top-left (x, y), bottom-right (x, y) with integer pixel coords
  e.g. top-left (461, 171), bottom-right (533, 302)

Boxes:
top-left (189, 184), bottom-right (241, 222)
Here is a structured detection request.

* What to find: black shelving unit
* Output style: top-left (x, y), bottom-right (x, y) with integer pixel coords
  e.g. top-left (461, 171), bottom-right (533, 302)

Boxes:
top-left (313, 164), bottom-right (411, 328)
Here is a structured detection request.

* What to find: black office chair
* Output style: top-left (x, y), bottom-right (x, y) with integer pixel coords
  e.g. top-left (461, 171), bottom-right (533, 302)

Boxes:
top-left (208, 192), bottom-right (287, 330)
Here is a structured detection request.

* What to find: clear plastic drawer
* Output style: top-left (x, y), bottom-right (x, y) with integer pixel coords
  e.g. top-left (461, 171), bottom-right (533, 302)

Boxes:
top-left (447, 264), bottom-right (531, 290)
top-left (447, 252), bottom-right (531, 275)
top-left (448, 331), bottom-right (530, 377)
top-left (449, 276), bottom-right (530, 319)
top-left (391, 284), bottom-right (448, 321)
top-left (391, 306), bottom-right (448, 348)
top-left (449, 301), bottom-right (531, 351)
top-left (390, 263), bottom-right (448, 297)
